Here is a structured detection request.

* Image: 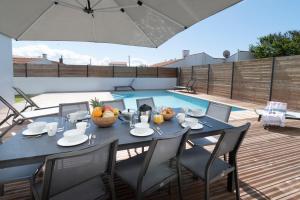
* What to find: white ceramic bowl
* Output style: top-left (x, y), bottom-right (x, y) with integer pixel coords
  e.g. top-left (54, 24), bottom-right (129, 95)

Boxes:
top-left (184, 118), bottom-right (198, 127)
top-left (27, 122), bottom-right (47, 133)
top-left (63, 129), bottom-right (82, 142)
top-left (134, 123), bottom-right (150, 134)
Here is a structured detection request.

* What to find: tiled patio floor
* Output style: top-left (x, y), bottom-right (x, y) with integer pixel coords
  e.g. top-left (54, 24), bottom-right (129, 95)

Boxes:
top-left (1, 92), bottom-right (300, 200)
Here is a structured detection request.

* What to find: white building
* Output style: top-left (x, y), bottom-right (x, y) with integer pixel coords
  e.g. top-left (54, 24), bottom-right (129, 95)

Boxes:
top-left (152, 50), bottom-right (254, 68)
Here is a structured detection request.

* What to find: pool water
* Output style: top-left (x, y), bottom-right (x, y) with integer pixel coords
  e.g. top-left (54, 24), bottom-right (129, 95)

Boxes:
top-left (112, 90), bottom-right (243, 112)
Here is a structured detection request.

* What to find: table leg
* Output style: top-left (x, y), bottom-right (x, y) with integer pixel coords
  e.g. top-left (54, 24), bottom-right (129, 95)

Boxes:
top-left (227, 152), bottom-right (234, 192)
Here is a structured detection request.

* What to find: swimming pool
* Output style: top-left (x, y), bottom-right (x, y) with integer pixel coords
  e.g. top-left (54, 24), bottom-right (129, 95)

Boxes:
top-left (112, 90), bottom-right (243, 112)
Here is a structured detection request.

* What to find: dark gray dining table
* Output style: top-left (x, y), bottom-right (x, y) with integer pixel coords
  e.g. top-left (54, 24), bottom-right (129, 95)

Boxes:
top-left (0, 110), bottom-right (235, 191)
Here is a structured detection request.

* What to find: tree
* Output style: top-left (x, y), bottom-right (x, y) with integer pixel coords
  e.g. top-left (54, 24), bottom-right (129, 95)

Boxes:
top-left (249, 30), bottom-right (300, 58)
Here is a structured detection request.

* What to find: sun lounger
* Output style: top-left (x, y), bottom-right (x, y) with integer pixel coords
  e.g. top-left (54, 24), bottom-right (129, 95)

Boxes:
top-left (0, 96), bottom-right (58, 126)
top-left (13, 87), bottom-right (58, 112)
top-left (0, 96), bottom-right (58, 141)
top-left (255, 101), bottom-right (300, 127)
top-left (256, 109), bottom-right (300, 121)
top-left (114, 79), bottom-right (135, 91)
top-left (173, 79), bottom-right (197, 93)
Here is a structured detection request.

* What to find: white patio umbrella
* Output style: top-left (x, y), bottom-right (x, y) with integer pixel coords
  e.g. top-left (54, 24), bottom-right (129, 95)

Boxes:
top-left (0, 0), bottom-right (240, 47)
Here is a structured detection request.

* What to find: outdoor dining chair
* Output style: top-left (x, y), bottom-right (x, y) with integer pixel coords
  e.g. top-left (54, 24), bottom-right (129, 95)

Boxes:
top-left (12, 87), bottom-right (58, 112)
top-left (58, 101), bottom-right (90, 118)
top-left (115, 127), bottom-right (190, 200)
top-left (30, 138), bottom-right (118, 200)
top-left (188, 102), bottom-right (232, 155)
top-left (136, 97), bottom-right (156, 110)
top-left (102, 99), bottom-right (126, 111)
top-left (180, 123), bottom-right (250, 200)
top-left (102, 99), bottom-right (137, 158)
top-left (0, 163), bottom-right (43, 196)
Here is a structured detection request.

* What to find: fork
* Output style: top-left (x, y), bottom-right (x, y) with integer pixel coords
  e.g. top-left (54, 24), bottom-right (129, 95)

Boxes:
top-left (153, 127), bottom-right (162, 135)
top-left (91, 134), bottom-right (96, 144)
top-left (156, 126), bottom-right (164, 135)
top-left (88, 133), bottom-right (92, 145)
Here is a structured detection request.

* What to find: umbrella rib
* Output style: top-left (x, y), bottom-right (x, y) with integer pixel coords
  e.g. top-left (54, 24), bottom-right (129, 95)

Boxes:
top-left (112, 0), bottom-right (157, 47)
top-left (92, 0), bottom-right (104, 9)
top-left (94, 5), bottom-right (138, 12)
top-left (142, 2), bottom-right (186, 30)
top-left (55, 0), bottom-right (83, 11)
top-left (16, 3), bottom-right (56, 40)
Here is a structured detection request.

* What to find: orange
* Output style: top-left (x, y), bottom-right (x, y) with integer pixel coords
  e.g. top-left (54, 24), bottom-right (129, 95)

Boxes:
top-left (92, 107), bottom-right (103, 118)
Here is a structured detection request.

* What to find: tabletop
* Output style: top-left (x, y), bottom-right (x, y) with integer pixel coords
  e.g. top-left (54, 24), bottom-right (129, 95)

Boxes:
top-left (0, 111), bottom-right (233, 169)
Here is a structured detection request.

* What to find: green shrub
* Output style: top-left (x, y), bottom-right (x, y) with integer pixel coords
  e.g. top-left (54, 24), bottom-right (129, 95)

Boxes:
top-left (250, 30), bottom-right (300, 58)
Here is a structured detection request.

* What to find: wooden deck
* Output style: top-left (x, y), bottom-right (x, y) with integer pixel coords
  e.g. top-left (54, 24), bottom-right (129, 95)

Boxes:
top-left (1, 92), bottom-right (300, 200)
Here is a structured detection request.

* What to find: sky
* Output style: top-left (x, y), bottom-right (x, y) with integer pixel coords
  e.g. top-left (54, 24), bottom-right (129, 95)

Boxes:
top-left (12, 0), bottom-right (300, 66)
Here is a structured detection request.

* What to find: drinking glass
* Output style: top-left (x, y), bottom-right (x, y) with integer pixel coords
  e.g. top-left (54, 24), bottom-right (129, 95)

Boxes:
top-left (56, 117), bottom-right (66, 133)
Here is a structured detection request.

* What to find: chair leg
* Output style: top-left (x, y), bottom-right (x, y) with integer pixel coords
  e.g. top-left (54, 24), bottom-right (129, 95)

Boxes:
top-left (223, 154), bottom-right (227, 162)
top-left (136, 192), bottom-right (144, 200)
top-left (177, 170), bottom-right (183, 200)
top-left (233, 169), bottom-right (240, 200)
top-left (108, 176), bottom-right (116, 200)
top-left (0, 184), bottom-right (4, 196)
top-left (205, 181), bottom-right (209, 200)
top-left (127, 149), bottom-right (131, 158)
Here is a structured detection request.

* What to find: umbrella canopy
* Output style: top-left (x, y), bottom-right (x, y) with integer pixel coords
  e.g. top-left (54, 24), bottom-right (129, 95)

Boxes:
top-left (0, 0), bottom-right (240, 47)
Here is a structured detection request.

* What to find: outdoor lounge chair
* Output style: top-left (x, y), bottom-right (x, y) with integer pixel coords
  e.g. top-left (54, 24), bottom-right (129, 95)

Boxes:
top-left (13, 87), bottom-right (58, 112)
top-left (115, 127), bottom-right (190, 200)
top-left (114, 79), bottom-right (135, 91)
top-left (173, 79), bottom-right (197, 93)
top-left (180, 123), bottom-right (250, 200)
top-left (0, 96), bottom-right (58, 140)
top-left (256, 102), bottom-right (300, 123)
top-left (30, 139), bottom-right (118, 200)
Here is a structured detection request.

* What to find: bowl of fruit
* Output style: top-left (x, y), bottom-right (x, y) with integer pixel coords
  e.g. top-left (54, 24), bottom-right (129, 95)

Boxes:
top-left (91, 98), bottom-right (119, 128)
top-left (161, 107), bottom-right (175, 121)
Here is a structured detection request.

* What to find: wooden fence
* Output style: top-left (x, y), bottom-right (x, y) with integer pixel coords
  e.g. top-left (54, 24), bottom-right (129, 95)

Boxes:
top-left (179, 55), bottom-right (300, 110)
top-left (13, 64), bottom-right (177, 78)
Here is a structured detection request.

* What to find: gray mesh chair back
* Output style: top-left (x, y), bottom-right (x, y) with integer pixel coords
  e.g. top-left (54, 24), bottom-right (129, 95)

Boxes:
top-left (40, 139), bottom-right (118, 200)
top-left (206, 102), bottom-right (232, 122)
top-left (59, 101), bottom-right (90, 118)
top-left (136, 98), bottom-right (155, 110)
top-left (211, 123), bottom-right (250, 161)
top-left (103, 99), bottom-right (126, 111)
top-left (140, 127), bottom-right (190, 179)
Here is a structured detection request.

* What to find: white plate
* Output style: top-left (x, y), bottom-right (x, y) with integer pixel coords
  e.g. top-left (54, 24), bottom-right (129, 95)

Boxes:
top-left (130, 128), bottom-right (154, 137)
top-left (57, 135), bottom-right (88, 147)
top-left (181, 122), bottom-right (203, 130)
top-left (22, 128), bottom-right (47, 136)
top-left (187, 112), bottom-right (205, 118)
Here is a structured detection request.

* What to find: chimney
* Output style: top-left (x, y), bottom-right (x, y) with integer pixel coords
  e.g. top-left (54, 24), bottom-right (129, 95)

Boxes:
top-left (182, 50), bottom-right (190, 58)
top-left (59, 55), bottom-right (63, 64)
top-left (42, 53), bottom-right (47, 59)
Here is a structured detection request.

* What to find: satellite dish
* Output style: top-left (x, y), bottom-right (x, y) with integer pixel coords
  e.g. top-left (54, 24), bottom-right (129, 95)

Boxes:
top-left (223, 50), bottom-right (230, 58)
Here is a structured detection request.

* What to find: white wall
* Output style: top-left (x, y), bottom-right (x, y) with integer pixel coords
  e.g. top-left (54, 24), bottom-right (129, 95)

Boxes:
top-left (13, 77), bottom-right (177, 95)
top-left (0, 34), bottom-right (13, 108)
